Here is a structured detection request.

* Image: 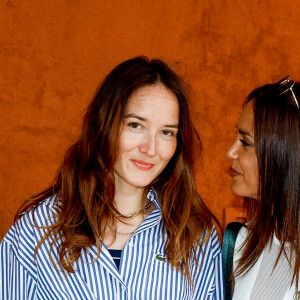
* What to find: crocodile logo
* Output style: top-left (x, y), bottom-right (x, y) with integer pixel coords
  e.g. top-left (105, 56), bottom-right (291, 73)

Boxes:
top-left (155, 254), bottom-right (167, 262)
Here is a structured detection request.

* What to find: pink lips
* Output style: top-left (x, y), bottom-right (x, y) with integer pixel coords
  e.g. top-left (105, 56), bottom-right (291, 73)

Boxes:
top-left (132, 159), bottom-right (154, 170)
top-left (229, 167), bottom-right (241, 177)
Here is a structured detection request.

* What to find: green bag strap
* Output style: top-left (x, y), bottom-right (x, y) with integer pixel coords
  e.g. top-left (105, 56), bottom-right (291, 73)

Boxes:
top-left (222, 222), bottom-right (244, 300)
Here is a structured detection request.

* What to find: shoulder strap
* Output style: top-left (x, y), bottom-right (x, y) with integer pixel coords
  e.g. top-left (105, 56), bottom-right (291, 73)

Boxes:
top-left (222, 222), bottom-right (244, 300)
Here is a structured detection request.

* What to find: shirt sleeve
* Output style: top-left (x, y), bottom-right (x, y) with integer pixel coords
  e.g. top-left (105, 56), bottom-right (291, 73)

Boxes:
top-left (209, 248), bottom-right (223, 300)
top-left (192, 227), bottom-right (224, 300)
top-left (0, 212), bottom-right (38, 299)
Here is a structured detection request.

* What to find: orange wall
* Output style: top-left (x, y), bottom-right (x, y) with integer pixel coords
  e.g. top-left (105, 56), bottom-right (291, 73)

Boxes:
top-left (1, 0), bottom-right (300, 239)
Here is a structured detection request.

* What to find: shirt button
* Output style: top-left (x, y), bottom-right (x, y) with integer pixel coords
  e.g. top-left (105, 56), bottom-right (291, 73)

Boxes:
top-left (128, 242), bottom-right (134, 247)
top-left (121, 285), bottom-right (126, 291)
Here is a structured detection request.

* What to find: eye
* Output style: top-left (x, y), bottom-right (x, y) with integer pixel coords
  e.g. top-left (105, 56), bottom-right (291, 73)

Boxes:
top-left (161, 129), bottom-right (176, 137)
top-left (128, 122), bottom-right (142, 129)
top-left (239, 139), bottom-right (250, 147)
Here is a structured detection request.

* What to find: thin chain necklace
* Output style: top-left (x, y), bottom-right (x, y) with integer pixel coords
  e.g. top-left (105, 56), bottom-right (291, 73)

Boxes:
top-left (108, 199), bottom-right (152, 236)
top-left (107, 212), bottom-right (145, 236)
top-left (113, 199), bottom-right (152, 218)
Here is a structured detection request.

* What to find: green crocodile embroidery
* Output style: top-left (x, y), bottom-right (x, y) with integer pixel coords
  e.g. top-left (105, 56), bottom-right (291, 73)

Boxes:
top-left (155, 254), bottom-right (167, 262)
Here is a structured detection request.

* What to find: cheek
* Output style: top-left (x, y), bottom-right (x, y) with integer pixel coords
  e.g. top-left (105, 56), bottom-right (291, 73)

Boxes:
top-left (159, 141), bottom-right (177, 162)
top-left (118, 131), bottom-right (138, 153)
top-left (249, 155), bottom-right (258, 178)
top-left (242, 154), bottom-right (259, 184)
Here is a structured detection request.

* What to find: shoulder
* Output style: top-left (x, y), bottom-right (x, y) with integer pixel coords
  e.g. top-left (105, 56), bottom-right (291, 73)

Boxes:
top-left (2, 195), bottom-right (59, 252)
top-left (1, 196), bottom-right (59, 277)
top-left (234, 225), bottom-right (248, 251)
top-left (196, 225), bottom-right (222, 260)
top-left (208, 225), bottom-right (222, 258)
top-left (19, 195), bottom-right (59, 228)
top-left (233, 224), bottom-right (248, 264)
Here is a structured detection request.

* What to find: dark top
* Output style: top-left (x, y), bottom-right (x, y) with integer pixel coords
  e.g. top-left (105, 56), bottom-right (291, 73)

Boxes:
top-left (108, 249), bottom-right (122, 269)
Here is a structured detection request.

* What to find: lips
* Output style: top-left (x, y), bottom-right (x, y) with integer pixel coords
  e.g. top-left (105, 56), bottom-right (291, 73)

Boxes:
top-left (229, 167), bottom-right (242, 177)
top-left (132, 159), bottom-right (154, 170)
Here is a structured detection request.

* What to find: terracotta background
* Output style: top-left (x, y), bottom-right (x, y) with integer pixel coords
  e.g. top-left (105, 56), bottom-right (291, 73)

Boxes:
top-left (1, 0), bottom-right (300, 239)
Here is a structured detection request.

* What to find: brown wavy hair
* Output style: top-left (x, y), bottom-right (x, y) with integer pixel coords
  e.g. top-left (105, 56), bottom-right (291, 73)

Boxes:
top-left (235, 79), bottom-right (300, 287)
top-left (16, 56), bottom-right (213, 279)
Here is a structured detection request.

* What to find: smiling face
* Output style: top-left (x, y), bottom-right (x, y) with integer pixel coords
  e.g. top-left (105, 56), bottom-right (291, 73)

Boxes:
top-left (226, 101), bottom-right (259, 199)
top-left (114, 83), bottom-right (179, 192)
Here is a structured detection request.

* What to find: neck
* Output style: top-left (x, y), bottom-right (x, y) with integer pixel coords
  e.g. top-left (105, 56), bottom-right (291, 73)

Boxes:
top-left (114, 183), bottom-right (148, 215)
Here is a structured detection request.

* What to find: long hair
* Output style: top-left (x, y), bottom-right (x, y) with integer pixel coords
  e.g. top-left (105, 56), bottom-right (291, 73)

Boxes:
top-left (16, 56), bottom-right (213, 278)
top-left (235, 79), bottom-right (300, 287)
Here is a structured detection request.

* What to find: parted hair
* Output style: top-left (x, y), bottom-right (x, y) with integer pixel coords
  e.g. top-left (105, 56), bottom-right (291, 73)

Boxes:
top-left (236, 80), bottom-right (300, 287)
top-left (16, 56), bottom-right (213, 279)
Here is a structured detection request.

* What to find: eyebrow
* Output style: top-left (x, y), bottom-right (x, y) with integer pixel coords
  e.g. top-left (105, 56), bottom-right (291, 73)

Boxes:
top-left (237, 127), bottom-right (254, 138)
top-left (124, 113), bottom-right (179, 128)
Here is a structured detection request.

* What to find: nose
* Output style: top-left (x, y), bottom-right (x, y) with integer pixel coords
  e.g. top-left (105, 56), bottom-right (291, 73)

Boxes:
top-left (226, 141), bottom-right (239, 160)
top-left (139, 133), bottom-right (157, 157)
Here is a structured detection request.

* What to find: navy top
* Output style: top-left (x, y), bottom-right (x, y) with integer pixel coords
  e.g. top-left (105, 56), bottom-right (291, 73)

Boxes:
top-left (108, 249), bottom-right (122, 269)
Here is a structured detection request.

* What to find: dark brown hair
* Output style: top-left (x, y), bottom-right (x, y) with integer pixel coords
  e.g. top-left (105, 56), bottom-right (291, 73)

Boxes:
top-left (236, 80), bottom-right (300, 287)
top-left (16, 56), bottom-right (213, 279)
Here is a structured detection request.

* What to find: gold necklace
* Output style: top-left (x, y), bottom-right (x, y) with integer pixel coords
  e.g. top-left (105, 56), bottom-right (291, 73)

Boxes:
top-left (108, 212), bottom-right (145, 236)
top-left (114, 199), bottom-right (152, 218)
top-left (108, 199), bottom-right (152, 236)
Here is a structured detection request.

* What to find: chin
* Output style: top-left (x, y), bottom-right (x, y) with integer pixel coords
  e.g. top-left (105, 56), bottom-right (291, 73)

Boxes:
top-left (231, 184), bottom-right (247, 198)
top-left (128, 179), bottom-right (154, 189)
top-left (231, 184), bottom-right (257, 199)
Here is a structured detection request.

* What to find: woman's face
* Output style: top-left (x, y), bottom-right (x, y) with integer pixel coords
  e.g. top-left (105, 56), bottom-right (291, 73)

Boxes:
top-left (226, 101), bottom-right (259, 199)
top-left (114, 83), bottom-right (179, 192)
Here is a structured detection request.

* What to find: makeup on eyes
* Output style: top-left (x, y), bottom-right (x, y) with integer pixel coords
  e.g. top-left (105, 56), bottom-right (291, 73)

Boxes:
top-left (239, 138), bottom-right (251, 146)
top-left (236, 127), bottom-right (254, 146)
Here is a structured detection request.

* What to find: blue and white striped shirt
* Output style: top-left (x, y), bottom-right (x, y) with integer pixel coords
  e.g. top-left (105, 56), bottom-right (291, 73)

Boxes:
top-left (0, 188), bottom-right (223, 299)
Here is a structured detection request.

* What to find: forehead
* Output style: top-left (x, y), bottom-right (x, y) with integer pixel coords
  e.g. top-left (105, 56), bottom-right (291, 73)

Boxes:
top-left (237, 101), bottom-right (254, 133)
top-left (125, 83), bottom-right (179, 116)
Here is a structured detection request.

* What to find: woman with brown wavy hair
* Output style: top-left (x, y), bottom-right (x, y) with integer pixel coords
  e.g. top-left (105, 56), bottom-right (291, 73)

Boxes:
top-left (0, 56), bottom-right (223, 299)
top-left (226, 76), bottom-right (300, 300)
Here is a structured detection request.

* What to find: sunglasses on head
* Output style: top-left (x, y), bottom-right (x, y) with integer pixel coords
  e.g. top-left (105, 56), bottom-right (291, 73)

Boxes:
top-left (276, 76), bottom-right (299, 109)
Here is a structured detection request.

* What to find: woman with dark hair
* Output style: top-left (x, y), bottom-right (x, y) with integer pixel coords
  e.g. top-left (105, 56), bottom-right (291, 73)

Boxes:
top-left (0, 56), bottom-right (223, 299)
top-left (226, 76), bottom-right (300, 300)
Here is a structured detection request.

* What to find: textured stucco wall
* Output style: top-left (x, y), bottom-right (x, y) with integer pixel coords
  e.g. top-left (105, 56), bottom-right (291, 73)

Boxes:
top-left (1, 0), bottom-right (300, 239)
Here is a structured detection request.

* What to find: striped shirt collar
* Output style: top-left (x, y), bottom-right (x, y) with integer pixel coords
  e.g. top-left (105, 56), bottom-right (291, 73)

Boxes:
top-left (147, 186), bottom-right (161, 210)
top-left (46, 186), bottom-right (161, 213)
